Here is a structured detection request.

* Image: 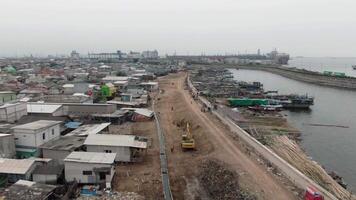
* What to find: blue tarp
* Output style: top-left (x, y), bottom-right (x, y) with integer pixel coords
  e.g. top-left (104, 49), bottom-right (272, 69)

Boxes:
top-left (65, 122), bottom-right (82, 129)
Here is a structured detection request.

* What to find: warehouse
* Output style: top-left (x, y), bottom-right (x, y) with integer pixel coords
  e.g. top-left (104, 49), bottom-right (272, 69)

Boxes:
top-left (84, 134), bottom-right (147, 162)
top-left (64, 152), bottom-right (116, 187)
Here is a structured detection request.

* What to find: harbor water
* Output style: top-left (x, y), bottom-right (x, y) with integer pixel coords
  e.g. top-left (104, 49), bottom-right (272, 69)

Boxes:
top-left (230, 68), bottom-right (356, 192)
top-left (288, 57), bottom-right (356, 77)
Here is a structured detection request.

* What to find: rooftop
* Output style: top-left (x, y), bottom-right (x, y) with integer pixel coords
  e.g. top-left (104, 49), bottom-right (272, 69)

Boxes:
top-left (0, 180), bottom-right (56, 200)
top-left (27, 103), bottom-right (63, 114)
top-left (32, 164), bottom-right (63, 175)
top-left (0, 159), bottom-right (35, 174)
top-left (64, 152), bottom-right (116, 164)
top-left (11, 120), bottom-right (62, 131)
top-left (102, 76), bottom-right (130, 81)
top-left (40, 136), bottom-right (85, 151)
top-left (84, 134), bottom-right (147, 148)
top-left (66, 123), bottom-right (110, 137)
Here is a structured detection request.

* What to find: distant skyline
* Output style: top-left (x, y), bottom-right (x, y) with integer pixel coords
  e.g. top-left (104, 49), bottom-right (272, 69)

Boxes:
top-left (1, 0), bottom-right (356, 57)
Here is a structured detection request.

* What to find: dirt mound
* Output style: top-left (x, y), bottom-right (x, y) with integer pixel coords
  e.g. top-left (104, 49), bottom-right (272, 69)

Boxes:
top-left (198, 160), bottom-right (256, 200)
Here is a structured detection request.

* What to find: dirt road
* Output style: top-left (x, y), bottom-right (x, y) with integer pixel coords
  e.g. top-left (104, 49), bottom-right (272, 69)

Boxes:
top-left (155, 72), bottom-right (298, 200)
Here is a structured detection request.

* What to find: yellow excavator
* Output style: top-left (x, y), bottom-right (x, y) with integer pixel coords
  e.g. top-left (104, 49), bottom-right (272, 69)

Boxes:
top-left (181, 122), bottom-right (196, 150)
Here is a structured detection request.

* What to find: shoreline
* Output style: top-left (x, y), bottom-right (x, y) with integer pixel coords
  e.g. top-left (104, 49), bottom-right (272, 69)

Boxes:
top-left (187, 67), bottom-right (353, 200)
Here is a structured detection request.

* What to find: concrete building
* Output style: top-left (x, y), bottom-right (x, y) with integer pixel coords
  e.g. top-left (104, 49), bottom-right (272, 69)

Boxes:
top-left (0, 134), bottom-right (16, 158)
top-left (11, 120), bottom-right (62, 158)
top-left (64, 152), bottom-right (116, 187)
top-left (0, 158), bottom-right (36, 183)
top-left (64, 103), bottom-right (116, 116)
top-left (0, 103), bottom-right (27, 123)
top-left (0, 91), bottom-right (16, 103)
top-left (84, 134), bottom-right (147, 162)
top-left (142, 50), bottom-right (159, 59)
top-left (40, 136), bottom-right (85, 164)
top-left (62, 84), bottom-right (74, 94)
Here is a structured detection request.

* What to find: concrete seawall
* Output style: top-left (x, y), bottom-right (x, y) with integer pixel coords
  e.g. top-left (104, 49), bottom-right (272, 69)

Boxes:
top-left (234, 65), bottom-right (356, 90)
top-left (186, 75), bottom-right (339, 200)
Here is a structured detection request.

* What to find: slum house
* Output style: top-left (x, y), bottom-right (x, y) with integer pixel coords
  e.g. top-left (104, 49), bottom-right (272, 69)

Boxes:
top-left (90, 109), bottom-right (130, 124)
top-left (0, 91), bottom-right (16, 103)
top-left (27, 103), bottom-right (65, 117)
top-left (40, 135), bottom-right (85, 164)
top-left (32, 164), bottom-right (64, 184)
top-left (0, 134), bottom-right (16, 158)
top-left (0, 103), bottom-right (27, 123)
top-left (0, 158), bottom-right (36, 183)
top-left (84, 134), bottom-right (147, 162)
top-left (139, 82), bottom-right (159, 91)
top-left (11, 120), bottom-right (62, 158)
top-left (121, 108), bottom-right (154, 122)
top-left (0, 180), bottom-right (57, 200)
top-left (66, 122), bottom-right (111, 137)
top-left (64, 152), bottom-right (116, 188)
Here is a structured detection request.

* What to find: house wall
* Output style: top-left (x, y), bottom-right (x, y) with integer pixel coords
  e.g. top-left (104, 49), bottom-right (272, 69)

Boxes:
top-left (0, 103), bottom-right (27, 123)
top-left (42, 149), bottom-right (71, 165)
top-left (13, 124), bottom-right (60, 148)
top-left (86, 145), bottom-right (131, 162)
top-left (33, 174), bottom-right (57, 184)
top-left (0, 135), bottom-right (16, 158)
top-left (0, 93), bottom-right (16, 104)
top-left (64, 161), bottom-right (114, 184)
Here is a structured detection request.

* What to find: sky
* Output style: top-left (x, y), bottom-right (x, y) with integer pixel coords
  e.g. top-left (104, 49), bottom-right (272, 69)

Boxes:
top-left (1, 0), bottom-right (356, 57)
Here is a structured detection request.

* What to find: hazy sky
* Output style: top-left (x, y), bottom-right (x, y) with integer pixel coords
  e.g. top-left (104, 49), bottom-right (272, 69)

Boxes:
top-left (1, 0), bottom-right (356, 57)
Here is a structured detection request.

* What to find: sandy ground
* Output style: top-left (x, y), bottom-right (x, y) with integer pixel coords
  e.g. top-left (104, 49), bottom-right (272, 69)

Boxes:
top-left (112, 121), bottom-right (164, 199)
top-left (155, 72), bottom-right (299, 200)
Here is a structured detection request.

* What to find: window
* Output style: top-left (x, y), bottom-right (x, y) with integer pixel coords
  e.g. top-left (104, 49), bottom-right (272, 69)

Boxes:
top-left (42, 133), bottom-right (46, 140)
top-left (83, 171), bottom-right (92, 175)
top-left (52, 129), bottom-right (55, 135)
top-left (105, 150), bottom-right (112, 153)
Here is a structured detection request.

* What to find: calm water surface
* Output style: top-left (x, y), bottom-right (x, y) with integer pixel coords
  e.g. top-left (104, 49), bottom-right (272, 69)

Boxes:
top-left (231, 68), bottom-right (356, 192)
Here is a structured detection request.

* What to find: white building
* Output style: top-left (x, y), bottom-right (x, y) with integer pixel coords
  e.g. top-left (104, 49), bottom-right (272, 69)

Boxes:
top-left (62, 84), bottom-right (74, 94)
top-left (84, 134), bottom-right (147, 162)
top-left (0, 103), bottom-right (27, 123)
top-left (0, 134), bottom-right (16, 158)
top-left (11, 120), bottom-right (62, 158)
top-left (141, 50), bottom-right (159, 59)
top-left (64, 152), bottom-right (116, 186)
top-left (27, 103), bottom-right (64, 117)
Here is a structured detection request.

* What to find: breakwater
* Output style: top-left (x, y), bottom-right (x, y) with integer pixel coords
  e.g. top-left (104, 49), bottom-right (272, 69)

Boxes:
top-left (234, 65), bottom-right (356, 90)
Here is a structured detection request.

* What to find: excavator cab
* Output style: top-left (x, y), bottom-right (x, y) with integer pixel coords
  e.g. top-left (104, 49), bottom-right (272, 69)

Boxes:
top-left (181, 123), bottom-right (196, 150)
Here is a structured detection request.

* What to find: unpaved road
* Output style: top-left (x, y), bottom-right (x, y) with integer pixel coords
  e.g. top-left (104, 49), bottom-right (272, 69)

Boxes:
top-left (156, 72), bottom-right (298, 200)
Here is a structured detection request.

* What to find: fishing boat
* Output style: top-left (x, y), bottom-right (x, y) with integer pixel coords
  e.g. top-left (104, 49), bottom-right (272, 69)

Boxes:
top-left (266, 94), bottom-right (314, 109)
top-left (352, 65), bottom-right (356, 70)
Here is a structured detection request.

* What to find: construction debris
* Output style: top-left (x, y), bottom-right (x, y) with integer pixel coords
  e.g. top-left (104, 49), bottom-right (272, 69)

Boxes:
top-left (198, 160), bottom-right (256, 200)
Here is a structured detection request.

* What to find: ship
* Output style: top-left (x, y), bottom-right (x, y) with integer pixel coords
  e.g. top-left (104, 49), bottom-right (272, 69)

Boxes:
top-left (266, 94), bottom-right (314, 109)
top-left (352, 65), bottom-right (356, 70)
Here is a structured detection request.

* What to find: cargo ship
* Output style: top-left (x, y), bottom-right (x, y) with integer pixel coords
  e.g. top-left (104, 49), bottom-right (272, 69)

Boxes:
top-left (266, 94), bottom-right (314, 109)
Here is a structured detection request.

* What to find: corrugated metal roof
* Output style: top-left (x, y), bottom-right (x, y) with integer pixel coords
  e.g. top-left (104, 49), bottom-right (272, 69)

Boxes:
top-left (67, 123), bottom-right (110, 136)
top-left (84, 134), bottom-right (147, 148)
top-left (64, 152), bottom-right (116, 164)
top-left (0, 159), bottom-right (35, 174)
top-left (11, 120), bottom-right (62, 131)
top-left (27, 103), bottom-right (62, 114)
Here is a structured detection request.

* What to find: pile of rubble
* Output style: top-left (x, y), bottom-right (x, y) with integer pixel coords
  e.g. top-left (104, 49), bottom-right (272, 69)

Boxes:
top-left (199, 160), bottom-right (256, 200)
top-left (76, 191), bottom-right (144, 200)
